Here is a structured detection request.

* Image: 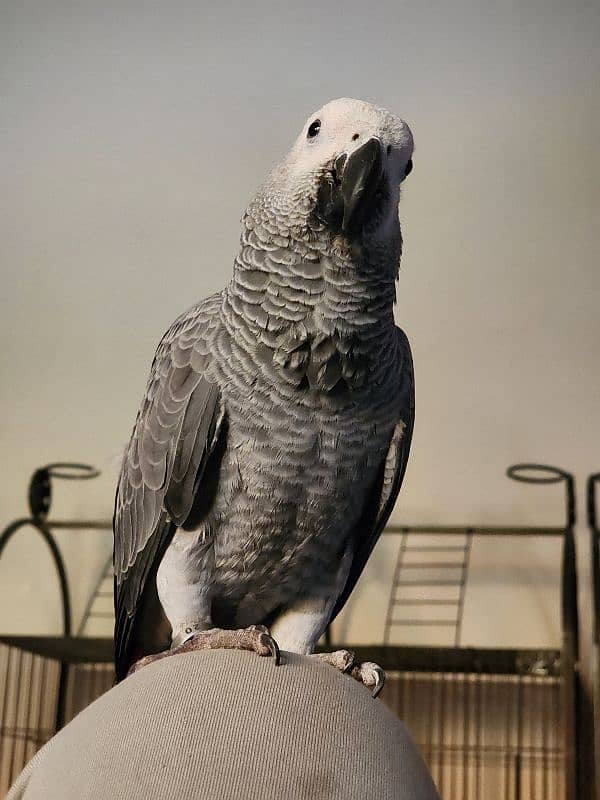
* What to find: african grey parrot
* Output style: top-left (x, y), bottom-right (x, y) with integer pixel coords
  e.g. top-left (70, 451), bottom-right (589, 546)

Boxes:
top-left (114, 98), bottom-right (415, 695)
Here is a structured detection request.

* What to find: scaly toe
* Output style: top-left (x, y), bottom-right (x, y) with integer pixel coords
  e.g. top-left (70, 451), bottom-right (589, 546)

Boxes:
top-left (127, 650), bottom-right (171, 676)
top-left (313, 649), bottom-right (357, 674)
top-left (129, 626), bottom-right (281, 676)
top-left (351, 661), bottom-right (386, 698)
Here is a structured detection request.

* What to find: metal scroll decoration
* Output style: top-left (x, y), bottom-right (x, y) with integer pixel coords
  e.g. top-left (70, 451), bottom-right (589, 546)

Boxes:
top-left (0, 463), bottom-right (101, 637)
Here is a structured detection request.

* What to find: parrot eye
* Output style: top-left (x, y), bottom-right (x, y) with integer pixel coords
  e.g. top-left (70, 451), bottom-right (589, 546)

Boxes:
top-left (307, 119), bottom-right (321, 139)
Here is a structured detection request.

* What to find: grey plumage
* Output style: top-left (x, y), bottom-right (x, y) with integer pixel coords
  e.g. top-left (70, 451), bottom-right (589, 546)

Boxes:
top-left (114, 98), bottom-right (415, 681)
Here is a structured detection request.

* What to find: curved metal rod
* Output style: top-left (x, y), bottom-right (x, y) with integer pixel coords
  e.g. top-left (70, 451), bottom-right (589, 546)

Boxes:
top-left (588, 473), bottom-right (600, 533)
top-left (507, 462), bottom-right (578, 653)
top-left (507, 463), bottom-right (570, 484)
top-left (588, 474), bottom-right (600, 800)
top-left (507, 462), bottom-right (576, 528)
top-left (0, 517), bottom-right (71, 636)
top-left (588, 475), bottom-right (600, 649)
top-left (44, 463), bottom-right (100, 481)
top-left (508, 463), bottom-right (579, 799)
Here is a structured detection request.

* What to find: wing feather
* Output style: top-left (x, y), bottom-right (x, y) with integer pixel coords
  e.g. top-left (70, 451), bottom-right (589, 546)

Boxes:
top-left (113, 294), bottom-right (224, 680)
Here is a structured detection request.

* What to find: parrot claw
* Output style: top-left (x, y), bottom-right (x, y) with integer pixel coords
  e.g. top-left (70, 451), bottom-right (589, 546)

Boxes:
top-left (368, 665), bottom-right (386, 698)
top-left (313, 650), bottom-right (386, 698)
top-left (248, 625), bottom-right (280, 665)
top-left (342, 658), bottom-right (355, 674)
top-left (262, 633), bottom-right (281, 666)
top-left (373, 670), bottom-right (385, 698)
top-left (248, 624), bottom-right (270, 633)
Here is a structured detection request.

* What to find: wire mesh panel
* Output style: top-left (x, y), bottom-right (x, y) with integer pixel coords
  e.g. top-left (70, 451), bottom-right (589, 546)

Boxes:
top-left (62, 663), bottom-right (115, 723)
top-left (0, 645), bottom-right (60, 796)
top-left (383, 671), bottom-right (565, 800)
top-left (0, 645), bottom-right (114, 797)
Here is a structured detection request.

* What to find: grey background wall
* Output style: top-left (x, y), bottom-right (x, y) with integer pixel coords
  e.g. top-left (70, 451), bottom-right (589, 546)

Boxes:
top-left (1, 2), bottom-right (598, 658)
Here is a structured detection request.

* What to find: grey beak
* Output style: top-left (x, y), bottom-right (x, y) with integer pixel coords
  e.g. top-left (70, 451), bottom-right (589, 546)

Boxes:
top-left (316, 136), bottom-right (384, 235)
top-left (315, 136), bottom-right (386, 236)
top-left (340, 137), bottom-right (385, 232)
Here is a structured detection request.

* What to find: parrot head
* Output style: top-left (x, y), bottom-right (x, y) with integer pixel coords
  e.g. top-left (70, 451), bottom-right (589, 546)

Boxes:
top-left (259, 98), bottom-right (414, 245)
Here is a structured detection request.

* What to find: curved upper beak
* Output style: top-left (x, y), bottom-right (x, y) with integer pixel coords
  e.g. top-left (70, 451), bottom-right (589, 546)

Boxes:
top-left (316, 136), bottom-right (386, 236)
top-left (339, 137), bottom-right (384, 232)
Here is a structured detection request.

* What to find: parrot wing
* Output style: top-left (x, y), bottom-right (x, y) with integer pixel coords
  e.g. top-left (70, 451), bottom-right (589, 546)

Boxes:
top-left (113, 293), bottom-right (224, 680)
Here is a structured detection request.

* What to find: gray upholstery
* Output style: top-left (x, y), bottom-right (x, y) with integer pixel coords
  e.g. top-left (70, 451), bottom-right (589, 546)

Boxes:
top-left (8, 650), bottom-right (440, 799)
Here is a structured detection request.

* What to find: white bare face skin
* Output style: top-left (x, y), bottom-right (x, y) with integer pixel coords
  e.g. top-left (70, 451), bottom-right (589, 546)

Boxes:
top-left (290, 98), bottom-right (413, 179)
top-left (282, 97), bottom-right (414, 242)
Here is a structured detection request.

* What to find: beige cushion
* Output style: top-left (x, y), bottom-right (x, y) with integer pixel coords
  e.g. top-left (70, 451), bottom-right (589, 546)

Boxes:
top-left (8, 650), bottom-right (439, 799)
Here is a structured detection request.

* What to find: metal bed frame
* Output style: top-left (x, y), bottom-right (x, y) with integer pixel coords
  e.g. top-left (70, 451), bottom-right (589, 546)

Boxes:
top-left (0, 462), bottom-right (586, 799)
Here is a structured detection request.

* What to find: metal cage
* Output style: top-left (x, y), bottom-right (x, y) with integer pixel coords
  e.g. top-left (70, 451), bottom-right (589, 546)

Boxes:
top-left (0, 462), bottom-right (585, 799)
top-left (322, 463), bottom-right (581, 800)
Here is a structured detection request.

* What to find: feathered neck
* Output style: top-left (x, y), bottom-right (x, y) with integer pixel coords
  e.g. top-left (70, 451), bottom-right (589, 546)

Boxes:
top-left (223, 207), bottom-right (401, 397)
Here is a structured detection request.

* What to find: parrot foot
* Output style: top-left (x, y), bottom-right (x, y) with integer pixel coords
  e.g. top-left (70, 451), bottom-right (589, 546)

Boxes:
top-left (313, 650), bottom-right (385, 698)
top-left (128, 625), bottom-right (280, 676)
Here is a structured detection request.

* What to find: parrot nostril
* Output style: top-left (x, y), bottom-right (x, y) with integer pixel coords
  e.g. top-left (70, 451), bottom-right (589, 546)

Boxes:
top-left (351, 133), bottom-right (359, 141)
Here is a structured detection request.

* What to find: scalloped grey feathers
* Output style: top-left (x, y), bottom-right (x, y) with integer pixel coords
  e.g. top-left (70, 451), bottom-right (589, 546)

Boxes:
top-left (113, 98), bottom-right (415, 681)
top-left (113, 295), bottom-right (224, 677)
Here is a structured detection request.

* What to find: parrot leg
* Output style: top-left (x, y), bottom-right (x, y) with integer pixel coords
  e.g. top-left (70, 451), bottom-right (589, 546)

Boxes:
top-left (313, 650), bottom-right (386, 698)
top-left (266, 550), bottom-right (386, 695)
top-left (128, 625), bottom-right (280, 676)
